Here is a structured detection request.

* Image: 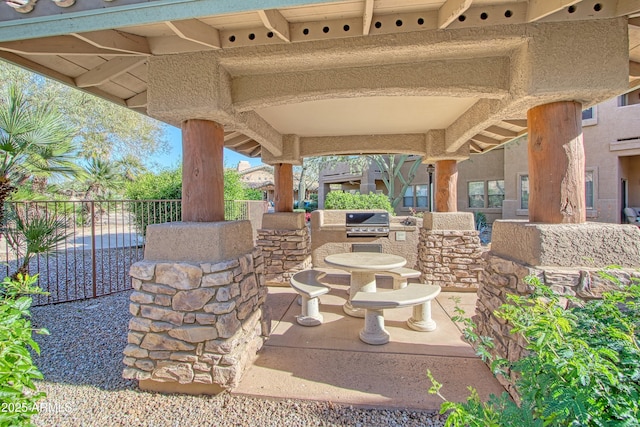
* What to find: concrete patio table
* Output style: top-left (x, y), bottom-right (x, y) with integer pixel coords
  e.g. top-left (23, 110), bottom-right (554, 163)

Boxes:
top-left (325, 252), bottom-right (406, 318)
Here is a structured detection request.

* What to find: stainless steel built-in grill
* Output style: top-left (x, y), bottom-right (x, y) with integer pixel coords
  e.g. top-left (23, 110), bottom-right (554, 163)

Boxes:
top-left (345, 212), bottom-right (390, 238)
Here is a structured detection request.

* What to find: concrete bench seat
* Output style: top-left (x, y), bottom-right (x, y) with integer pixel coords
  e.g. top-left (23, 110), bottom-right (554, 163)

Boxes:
top-left (351, 284), bottom-right (441, 345)
top-left (290, 270), bottom-right (330, 327)
top-left (376, 267), bottom-right (421, 289)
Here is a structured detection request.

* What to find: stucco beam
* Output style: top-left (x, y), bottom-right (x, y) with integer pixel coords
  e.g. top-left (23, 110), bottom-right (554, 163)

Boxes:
top-left (258, 9), bottom-right (291, 42)
top-left (262, 135), bottom-right (300, 165)
top-left (630, 61), bottom-right (640, 78)
top-left (298, 134), bottom-right (427, 158)
top-left (165, 19), bottom-right (221, 49)
top-left (438, 0), bottom-right (473, 29)
top-left (232, 57), bottom-right (510, 111)
top-left (425, 130), bottom-right (469, 162)
top-left (233, 111), bottom-right (284, 158)
top-left (445, 98), bottom-right (512, 153)
top-left (75, 56), bottom-right (146, 88)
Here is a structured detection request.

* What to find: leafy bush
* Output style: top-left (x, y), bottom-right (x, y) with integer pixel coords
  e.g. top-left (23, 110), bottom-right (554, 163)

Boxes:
top-left (324, 191), bottom-right (393, 213)
top-left (473, 211), bottom-right (487, 231)
top-left (0, 274), bottom-right (49, 427)
top-left (431, 273), bottom-right (640, 426)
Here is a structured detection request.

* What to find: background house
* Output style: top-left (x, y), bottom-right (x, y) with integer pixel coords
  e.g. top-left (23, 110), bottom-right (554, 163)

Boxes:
top-left (237, 161), bottom-right (319, 205)
top-left (318, 91), bottom-right (640, 225)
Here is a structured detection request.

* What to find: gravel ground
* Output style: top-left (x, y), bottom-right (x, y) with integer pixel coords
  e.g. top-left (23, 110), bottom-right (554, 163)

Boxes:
top-left (30, 291), bottom-right (448, 427)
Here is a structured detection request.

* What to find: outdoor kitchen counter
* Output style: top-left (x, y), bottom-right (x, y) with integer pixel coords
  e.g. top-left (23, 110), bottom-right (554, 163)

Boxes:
top-left (325, 252), bottom-right (406, 318)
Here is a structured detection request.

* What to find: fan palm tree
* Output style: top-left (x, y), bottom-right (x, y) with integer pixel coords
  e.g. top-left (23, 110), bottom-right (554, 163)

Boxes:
top-left (0, 84), bottom-right (78, 223)
top-left (82, 156), bottom-right (123, 199)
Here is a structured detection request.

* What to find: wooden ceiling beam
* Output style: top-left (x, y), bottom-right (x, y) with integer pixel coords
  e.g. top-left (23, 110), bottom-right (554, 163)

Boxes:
top-left (469, 141), bottom-right (483, 153)
top-left (527, 0), bottom-right (583, 22)
top-left (629, 17), bottom-right (640, 27)
top-left (72, 30), bottom-right (150, 55)
top-left (166, 19), bottom-right (221, 49)
top-left (485, 125), bottom-right (518, 138)
top-left (225, 133), bottom-right (252, 147)
top-left (438, 0), bottom-right (473, 29)
top-left (630, 60), bottom-right (640, 78)
top-left (236, 141), bottom-right (260, 152)
top-left (471, 134), bottom-right (502, 145)
top-left (75, 57), bottom-right (146, 88)
top-left (363, 0), bottom-right (375, 35)
top-left (249, 146), bottom-right (262, 157)
top-left (0, 35), bottom-right (138, 56)
top-left (618, 0), bottom-right (640, 16)
top-left (126, 91), bottom-right (148, 108)
top-left (503, 119), bottom-right (528, 128)
top-left (258, 9), bottom-right (291, 42)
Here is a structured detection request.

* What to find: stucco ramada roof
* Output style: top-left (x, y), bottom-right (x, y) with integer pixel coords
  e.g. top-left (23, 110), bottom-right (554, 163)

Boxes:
top-left (0, 0), bottom-right (638, 162)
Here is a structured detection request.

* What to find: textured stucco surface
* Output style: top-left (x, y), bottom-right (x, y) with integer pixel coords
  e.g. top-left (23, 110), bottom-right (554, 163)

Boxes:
top-left (144, 221), bottom-right (254, 262)
top-left (491, 220), bottom-right (640, 267)
top-left (261, 212), bottom-right (306, 230)
top-left (423, 212), bottom-right (475, 231)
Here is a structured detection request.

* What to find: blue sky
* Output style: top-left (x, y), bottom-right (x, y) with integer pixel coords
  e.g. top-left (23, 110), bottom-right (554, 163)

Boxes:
top-left (152, 125), bottom-right (265, 170)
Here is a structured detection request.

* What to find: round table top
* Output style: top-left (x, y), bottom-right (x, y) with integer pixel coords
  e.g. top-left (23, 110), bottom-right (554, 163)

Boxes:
top-left (324, 252), bottom-right (406, 272)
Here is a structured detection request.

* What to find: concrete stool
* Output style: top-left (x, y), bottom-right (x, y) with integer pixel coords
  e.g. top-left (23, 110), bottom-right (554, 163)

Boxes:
top-left (351, 284), bottom-right (441, 345)
top-left (290, 270), bottom-right (330, 327)
top-left (377, 267), bottom-right (422, 289)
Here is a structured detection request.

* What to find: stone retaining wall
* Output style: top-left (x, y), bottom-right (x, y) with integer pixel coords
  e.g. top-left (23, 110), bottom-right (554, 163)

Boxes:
top-left (416, 230), bottom-right (485, 289)
top-left (475, 252), bottom-right (640, 396)
top-left (257, 227), bottom-right (311, 284)
top-left (122, 247), bottom-right (268, 392)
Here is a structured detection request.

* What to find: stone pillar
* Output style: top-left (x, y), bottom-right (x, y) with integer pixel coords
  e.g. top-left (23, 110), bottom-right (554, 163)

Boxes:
top-left (417, 212), bottom-right (484, 290)
top-left (256, 212), bottom-right (311, 285)
top-left (435, 160), bottom-right (457, 212)
top-left (527, 101), bottom-right (585, 224)
top-left (123, 221), bottom-right (269, 394)
top-left (476, 221), bottom-right (640, 397)
top-left (182, 119), bottom-right (225, 222)
top-left (274, 163), bottom-right (294, 213)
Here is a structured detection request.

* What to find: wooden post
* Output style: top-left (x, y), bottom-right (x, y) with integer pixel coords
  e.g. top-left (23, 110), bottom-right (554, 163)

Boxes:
top-left (435, 160), bottom-right (457, 212)
top-left (527, 101), bottom-right (585, 223)
top-left (181, 119), bottom-right (225, 222)
top-left (274, 163), bottom-right (294, 212)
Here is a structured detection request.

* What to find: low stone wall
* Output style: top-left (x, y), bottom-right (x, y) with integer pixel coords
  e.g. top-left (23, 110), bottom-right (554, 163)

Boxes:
top-left (417, 230), bottom-right (485, 290)
top-left (475, 252), bottom-right (640, 397)
top-left (122, 247), bottom-right (268, 393)
top-left (257, 212), bottom-right (311, 285)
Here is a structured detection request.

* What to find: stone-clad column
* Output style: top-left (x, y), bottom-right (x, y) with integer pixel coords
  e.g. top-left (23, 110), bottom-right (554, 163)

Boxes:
top-left (435, 160), bottom-right (457, 212)
top-left (182, 119), bottom-right (225, 222)
top-left (527, 101), bottom-right (585, 224)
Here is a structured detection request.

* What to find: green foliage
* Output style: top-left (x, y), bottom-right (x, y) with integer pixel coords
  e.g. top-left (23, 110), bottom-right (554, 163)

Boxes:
top-left (244, 188), bottom-right (264, 201)
top-left (474, 211), bottom-right (487, 231)
top-left (3, 207), bottom-right (69, 277)
top-left (324, 191), bottom-right (394, 213)
top-left (434, 273), bottom-right (640, 426)
top-left (0, 274), bottom-right (49, 427)
top-left (81, 157), bottom-right (125, 199)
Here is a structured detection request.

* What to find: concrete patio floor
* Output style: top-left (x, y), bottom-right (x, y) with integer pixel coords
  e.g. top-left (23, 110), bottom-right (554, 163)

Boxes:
top-left (233, 276), bottom-right (506, 411)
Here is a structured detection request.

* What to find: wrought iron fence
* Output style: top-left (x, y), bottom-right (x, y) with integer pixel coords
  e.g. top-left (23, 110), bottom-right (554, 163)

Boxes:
top-left (1, 199), bottom-right (249, 305)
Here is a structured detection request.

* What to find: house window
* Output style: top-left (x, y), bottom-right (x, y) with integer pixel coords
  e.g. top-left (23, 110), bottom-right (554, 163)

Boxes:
top-left (520, 175), bottom-right (529, 210)
top-left (468, 180), bottom-right (504, 209)
top-left (520, 171), bottom-right (594, 210)
top-left (581, 106), bottom-right (597, 126)
top-left (618, 88), bottom-right (640, 107)
top-left (403, 184), bottom-right (429, 208)
top-left (468, 181), bottom-right (485, 208)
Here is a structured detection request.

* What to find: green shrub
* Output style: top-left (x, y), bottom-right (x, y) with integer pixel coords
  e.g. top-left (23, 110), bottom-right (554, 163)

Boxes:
top-left (431, 273), bottom-right (640, 426)
top-left (0, 274), bottom-right (49, 427)
top-left (324, 191), bottom-right (393, 213)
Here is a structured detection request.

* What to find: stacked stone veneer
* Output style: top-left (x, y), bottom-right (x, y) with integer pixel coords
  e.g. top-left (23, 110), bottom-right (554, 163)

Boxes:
top-left (122, 248), bottom-right (268, 390)
top-left (257, 213), bottom-right (311, 285)
top-left (476, 252), bottom-right (640, 397)
top-left (417, 229), bottom-right (485, 289)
